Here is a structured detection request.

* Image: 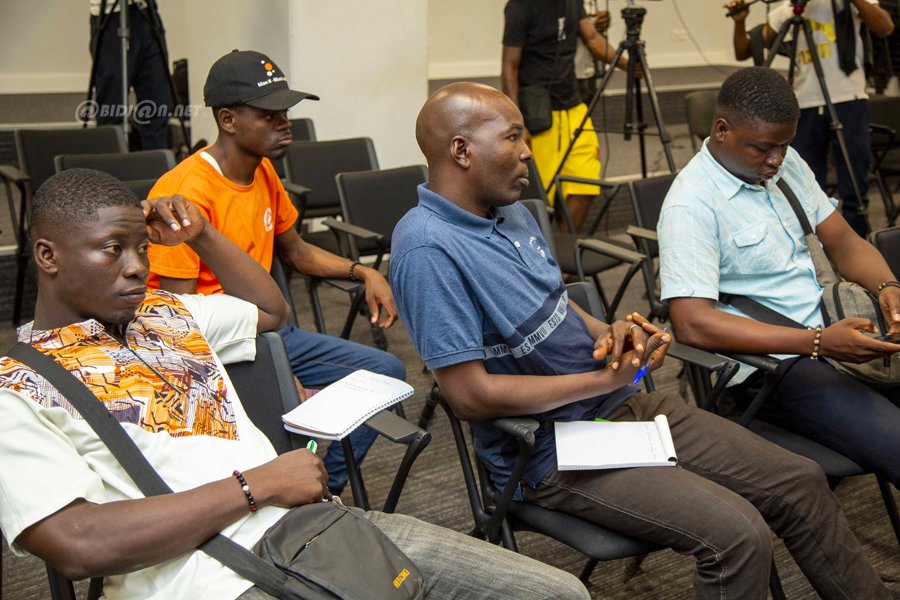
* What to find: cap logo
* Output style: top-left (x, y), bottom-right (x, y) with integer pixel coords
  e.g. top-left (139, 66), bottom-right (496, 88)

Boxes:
top-left (257, 59), bottom-right (286, 88)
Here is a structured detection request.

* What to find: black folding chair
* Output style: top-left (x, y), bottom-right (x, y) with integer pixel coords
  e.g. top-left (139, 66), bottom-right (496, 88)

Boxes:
top-left (54, 149), bottom-right (175, 200)
top-left (867, 95), bottom-right (900, 227)
top-left (869, 225), bottom-right (900, 274)
top-left (0, 126), bottom-right (127, 324)
top-left (309, 165), bottom-right (428, 344)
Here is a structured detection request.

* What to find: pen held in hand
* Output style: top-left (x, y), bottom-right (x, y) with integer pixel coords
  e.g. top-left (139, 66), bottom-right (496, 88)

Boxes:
top-left (306, 439), bottom-right (335, 502)
top-left (633, 328), bottom-right (668, 385)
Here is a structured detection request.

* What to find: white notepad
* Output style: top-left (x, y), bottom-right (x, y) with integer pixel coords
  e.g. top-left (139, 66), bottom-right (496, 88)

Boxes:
top-left (554, 415), bottom-right (678, 470)
top-left (282, 370), bottom-right (413, 440)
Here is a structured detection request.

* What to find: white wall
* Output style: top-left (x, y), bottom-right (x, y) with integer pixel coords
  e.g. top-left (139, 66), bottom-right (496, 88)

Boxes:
top-left (179, 0), bottom-right (291, 145)
top-left (425, 0), bottom-right (777, 78)
top-left (286, 0), bottom-right (429, 167)
top-left (428, 0), bottom-right (507, 79)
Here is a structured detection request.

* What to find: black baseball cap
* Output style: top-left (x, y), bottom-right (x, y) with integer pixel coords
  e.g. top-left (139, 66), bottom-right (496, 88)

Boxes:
top-left (203, 50), bottom-right (319, 111)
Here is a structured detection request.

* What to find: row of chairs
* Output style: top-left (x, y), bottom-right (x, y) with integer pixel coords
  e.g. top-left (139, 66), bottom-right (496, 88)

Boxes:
top-left (685, 89), bottom-right (900, 227)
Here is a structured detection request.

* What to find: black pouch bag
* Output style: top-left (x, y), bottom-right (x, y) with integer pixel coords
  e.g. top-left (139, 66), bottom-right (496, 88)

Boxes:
top-left (518, 85), bottom-right (553, 134)
top-left (254, 500), bottom-right (425, 600)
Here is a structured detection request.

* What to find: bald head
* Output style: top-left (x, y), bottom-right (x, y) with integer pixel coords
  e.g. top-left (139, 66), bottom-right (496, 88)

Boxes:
top-left (414, 82), bottom-right (532, 216)
top-left (416, 82), bottom-right (521, 167)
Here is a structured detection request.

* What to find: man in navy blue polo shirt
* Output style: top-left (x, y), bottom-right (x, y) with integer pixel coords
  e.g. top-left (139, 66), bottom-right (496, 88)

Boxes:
top-left (390, 82), bottom-right (890, 600)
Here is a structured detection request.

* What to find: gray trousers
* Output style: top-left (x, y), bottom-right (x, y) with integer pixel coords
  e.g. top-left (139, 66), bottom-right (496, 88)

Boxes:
top-left (524, 392), bottom-right (889, 600)
top-left (237, 510), bottom-right (589, 599)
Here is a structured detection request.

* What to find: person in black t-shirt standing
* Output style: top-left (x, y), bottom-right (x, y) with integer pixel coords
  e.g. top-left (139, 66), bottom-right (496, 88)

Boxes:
top-left (501, 0), bottom-right (627, 231)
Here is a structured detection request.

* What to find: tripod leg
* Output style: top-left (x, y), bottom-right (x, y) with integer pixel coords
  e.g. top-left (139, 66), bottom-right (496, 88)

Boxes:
top-left (634, 77), bottom-right (647, 177)
top-left (798, 19), bottom-right (865, 227)
top-left (542, 44), bottom-right (629, 197)
top-left (633, 44), bottom-right (676, 173)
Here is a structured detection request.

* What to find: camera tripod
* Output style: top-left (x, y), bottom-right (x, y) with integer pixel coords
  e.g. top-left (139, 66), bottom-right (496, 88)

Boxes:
top-left (764, 0), bottom-right (863, 207)
top-left (546, 0), bottom-right (675, 196)
top-left (84, 0), bottom-right (189, 148)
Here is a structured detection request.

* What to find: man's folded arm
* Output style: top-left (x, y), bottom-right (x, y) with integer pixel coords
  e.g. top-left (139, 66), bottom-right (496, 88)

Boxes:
top-left (433, 359), bottom-right (637, 421)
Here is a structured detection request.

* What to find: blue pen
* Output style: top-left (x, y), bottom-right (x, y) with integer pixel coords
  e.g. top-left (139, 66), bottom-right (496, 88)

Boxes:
top-left (306, 439), bottom-right (336, 502)
top-left (632, 328), bottom-right (668, 385)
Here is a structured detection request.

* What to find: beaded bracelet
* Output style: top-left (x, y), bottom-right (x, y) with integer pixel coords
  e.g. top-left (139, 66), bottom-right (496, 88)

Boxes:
top-left (233, 469), bottom-right (258, 513)
top-left (810, 327), bottom-right (822, 361)
top-left (875, 280), bottom-right (900, 295)
top-left (348, 261), bottom-right (362, 282)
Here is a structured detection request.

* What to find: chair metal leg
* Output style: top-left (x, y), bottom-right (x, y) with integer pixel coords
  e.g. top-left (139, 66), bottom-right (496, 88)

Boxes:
top-left (876, 474), bottom-right (900, 549)
top-left (381, 428), bottom-right (431, 514)
top-left (768, 558), bottom-right (787, 600)
top-left (578, 558), bottom-right (599, 584)
top-left (341, 436), bottom-right (370, 510)
top-left (417, 383), bottom-right (441, 430)
top-left (306, 278), bottom-right (327, 334)
top-left (12, 245), bottom-right (28, 326)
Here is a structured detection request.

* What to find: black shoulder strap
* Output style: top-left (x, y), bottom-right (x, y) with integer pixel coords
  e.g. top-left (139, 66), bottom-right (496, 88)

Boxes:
top-left (6, 342), bottom-right (290, 598)
top-left (718, 293), bottom-right (806, 329)
top-left (775, 178), bottom-right (814, 236)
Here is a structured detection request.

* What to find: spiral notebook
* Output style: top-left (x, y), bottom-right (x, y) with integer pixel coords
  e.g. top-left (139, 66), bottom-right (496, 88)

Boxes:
top-left (555, 415), bottom-right (678, 470)
top-left (282, 370), bottom-right (413, 440)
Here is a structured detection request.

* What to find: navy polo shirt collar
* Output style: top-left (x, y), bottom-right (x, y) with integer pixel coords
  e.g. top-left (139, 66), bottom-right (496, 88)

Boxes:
top-left (417, 183), bottom-right (498, 238)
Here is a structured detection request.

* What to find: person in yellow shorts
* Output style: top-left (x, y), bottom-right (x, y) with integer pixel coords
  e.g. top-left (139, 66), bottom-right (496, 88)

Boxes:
top-left (501, 0), bottom-right (628, 231)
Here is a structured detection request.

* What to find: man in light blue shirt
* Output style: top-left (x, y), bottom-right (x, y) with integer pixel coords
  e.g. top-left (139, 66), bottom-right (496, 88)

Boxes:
top-left (659, 66), bottom-right (900, 487)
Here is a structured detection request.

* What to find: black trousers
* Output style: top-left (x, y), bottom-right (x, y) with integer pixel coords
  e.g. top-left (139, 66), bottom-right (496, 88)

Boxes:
top-left (89, 4), bottom-right (171, 150)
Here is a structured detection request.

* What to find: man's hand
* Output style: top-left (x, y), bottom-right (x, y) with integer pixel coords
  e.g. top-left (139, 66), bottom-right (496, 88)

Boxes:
top-left (593, 10), bottom-right (611, 33)
top-left (879, 285), bottom-right (900, 334)
top-left (819, 317), bottom-right (900, 362)
top-left (143, 196), bottom-right (205, 246)
top-left (246, 449), bottom-right (329, 507)
top-left (724, 0), bottom-right (749, 22)
top-left (358, 267), bottom-right (398, 328)
top-left (593, 311), bottom-right (670, 371)
top-left (293, 376), bottom-right (309, 403)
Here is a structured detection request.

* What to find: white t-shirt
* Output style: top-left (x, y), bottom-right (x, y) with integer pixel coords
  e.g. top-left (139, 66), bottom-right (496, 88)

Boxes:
top-left (0, 293), bottom-right (288, 600)
top-left (768, 0), bottom-right (876, 108)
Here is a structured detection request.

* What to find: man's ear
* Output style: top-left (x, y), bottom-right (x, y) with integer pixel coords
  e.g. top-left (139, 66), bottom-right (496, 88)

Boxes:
top-left (33, 239), bottom-right (59, 276)
top-left (217, 107), bottom-right (237, 134)
top-left (712, 117), bottom-right (730, 143)
top-left (450, 136), bottom-right (471, 169)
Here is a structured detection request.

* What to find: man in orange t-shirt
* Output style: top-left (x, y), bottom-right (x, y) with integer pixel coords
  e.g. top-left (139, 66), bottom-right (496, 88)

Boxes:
top-left (147, 50), bottom-right (406, 495)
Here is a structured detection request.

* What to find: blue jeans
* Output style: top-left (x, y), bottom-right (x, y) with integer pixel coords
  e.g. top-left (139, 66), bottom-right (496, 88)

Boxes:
top-left (791, 99), bottom-right (871, 237)
top-left (277, 326), bottom-right (406, 494)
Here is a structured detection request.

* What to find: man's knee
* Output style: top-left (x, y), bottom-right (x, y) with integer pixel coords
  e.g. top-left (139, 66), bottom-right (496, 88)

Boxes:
top-left (375, 351), bottom-right (406, 381)
top-left (708, 508), bottom-right (773, 589)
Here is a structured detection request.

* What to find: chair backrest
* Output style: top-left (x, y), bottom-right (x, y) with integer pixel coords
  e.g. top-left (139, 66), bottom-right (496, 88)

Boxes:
top-left (684, 90), bottom-right (717, 151)
top-left (223, 332), bottom-right (306, 455)
top-left (628, 172), bottom-right (678, 257)
top-left (565, 281), bottom-right (608, 322)
top-left (523, 159), bottom-right (549, 202)
top-left (520, 199), bottom-right (559, 259)
top-left (290, 118), bottom-right (317, 142)
top-left (54, 149), bottom-right (175, 185)
top-left (284, 138), bottom-right (379, 217)
top-left (870, 226), bottom-right (900, 275)
top-left (270, 255), bottom-right (299, 329)
top-left (335, 165), bottom-right (427, 259)
top-left (867, 94), bottom-right (900, 131)
top-left (15, 126), bottom-right (126, 192)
